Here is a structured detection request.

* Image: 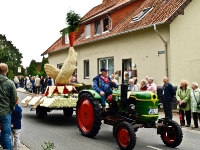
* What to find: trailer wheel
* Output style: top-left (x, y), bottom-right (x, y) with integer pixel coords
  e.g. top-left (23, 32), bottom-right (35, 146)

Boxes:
top-left (160, 120), bottom-right (183, 148)
top-left (36, 106), bottom-right (47, 118)
top-left (63, 108), bottom-right (73, 117)
top-left (116, 122), bottom-right (136, 150)
top-left (134, 128), bottom-right (138, 133)
top-left (76, 92), bottom-right (101, 138)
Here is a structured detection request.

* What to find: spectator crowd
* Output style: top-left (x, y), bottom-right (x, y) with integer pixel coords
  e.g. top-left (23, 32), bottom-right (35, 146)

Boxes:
top-left (13, 74), bottom-right (79, 95)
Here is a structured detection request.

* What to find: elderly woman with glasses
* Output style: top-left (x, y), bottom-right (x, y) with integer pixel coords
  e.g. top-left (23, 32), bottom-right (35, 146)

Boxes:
top-left (176, 79), bottom-right (191, 127)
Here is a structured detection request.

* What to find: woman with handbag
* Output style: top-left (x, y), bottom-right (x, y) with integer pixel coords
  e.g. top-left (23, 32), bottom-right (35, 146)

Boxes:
top-left (176, 80), bottom-right (191, 127)
top-left (190, 82), bottom-right (200, 129)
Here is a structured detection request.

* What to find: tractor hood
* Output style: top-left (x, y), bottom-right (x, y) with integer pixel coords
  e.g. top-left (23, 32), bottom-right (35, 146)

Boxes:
top-left (112, 89), bottom-right (157, 100)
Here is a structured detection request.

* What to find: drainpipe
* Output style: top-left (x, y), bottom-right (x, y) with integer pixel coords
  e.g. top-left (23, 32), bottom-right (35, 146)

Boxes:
top-left (154, 24), bottom-right (168, 77)
top-left (106, 12), bottom-right (113, 31)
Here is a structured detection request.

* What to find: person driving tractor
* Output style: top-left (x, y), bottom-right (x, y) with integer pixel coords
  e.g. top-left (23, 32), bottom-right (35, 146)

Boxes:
top-left (93, 68), bottom-right (118, 110)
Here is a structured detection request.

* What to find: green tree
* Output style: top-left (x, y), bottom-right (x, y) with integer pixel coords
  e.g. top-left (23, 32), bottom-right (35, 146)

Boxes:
top-left (40, 57), bottom-right (48, 77)
top-left (27, 59), bottom-right (37, 76)
top-left (0, 34), bottom-right (23, 77)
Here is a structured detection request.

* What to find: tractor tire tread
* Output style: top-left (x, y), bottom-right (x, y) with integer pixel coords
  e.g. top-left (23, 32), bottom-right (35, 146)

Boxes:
top-left (116, 121), bottom-right (136, 150)
top-left (160, 120), bottom-right (183, 148)
top-left (77, 92), bottom-right (101, 138)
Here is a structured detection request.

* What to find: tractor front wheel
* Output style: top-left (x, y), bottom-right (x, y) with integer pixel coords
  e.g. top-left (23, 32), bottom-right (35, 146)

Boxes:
top-left (76, 92), bottom-right (101, 138)
top-left (160, 120), bottom-right (183, 148)
top-left (115, 122), bottom-right (136, 150)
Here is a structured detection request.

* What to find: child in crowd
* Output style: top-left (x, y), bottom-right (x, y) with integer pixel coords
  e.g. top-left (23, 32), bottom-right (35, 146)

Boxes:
top-left (11, 97), bottom-right (22, 150)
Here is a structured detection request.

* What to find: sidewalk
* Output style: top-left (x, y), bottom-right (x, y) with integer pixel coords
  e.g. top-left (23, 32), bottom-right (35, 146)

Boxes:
top-left (16, 87), bottom-right (29, 94)
top-left (0, 143), bottom-right (29, 150)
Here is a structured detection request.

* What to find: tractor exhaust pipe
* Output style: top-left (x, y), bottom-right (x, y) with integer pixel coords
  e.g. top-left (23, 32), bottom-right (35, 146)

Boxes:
top-left (120, 62), bottom-right (128, 108)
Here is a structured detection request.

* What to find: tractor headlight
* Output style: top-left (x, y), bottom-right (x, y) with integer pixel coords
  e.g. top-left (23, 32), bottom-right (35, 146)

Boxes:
top-left (115, 97), bottom-right (119, 101)
top-left (129, 104), bottom-right (135, 110)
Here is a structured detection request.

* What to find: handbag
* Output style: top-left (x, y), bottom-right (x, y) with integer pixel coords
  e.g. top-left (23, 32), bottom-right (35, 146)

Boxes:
top-left (179, 102), bottom-right (187, 108)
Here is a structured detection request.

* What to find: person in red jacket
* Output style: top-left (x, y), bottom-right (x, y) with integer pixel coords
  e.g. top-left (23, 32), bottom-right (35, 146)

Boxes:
top-left (140, 79), bottom-right (148, 91)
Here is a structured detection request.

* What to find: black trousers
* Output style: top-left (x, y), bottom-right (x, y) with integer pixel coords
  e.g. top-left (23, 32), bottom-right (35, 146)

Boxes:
top-left (192, 112), bottom-right (200, 128)
top-left (179, 109), bottom-right (191, 125)
top-left (163, 101), bottom-right (172, 120)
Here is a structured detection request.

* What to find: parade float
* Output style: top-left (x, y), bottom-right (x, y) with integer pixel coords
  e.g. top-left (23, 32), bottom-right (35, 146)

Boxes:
top-left (20, 9), bottom-right (183, 150)
top-left (21, 10), bottom-right (81, 118)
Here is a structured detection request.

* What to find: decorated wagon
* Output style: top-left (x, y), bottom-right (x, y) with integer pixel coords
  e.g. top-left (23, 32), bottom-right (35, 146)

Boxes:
top-left (20, 44), bottom-right (81, 117)
top-left (21, 85), bottom-right (79, 118)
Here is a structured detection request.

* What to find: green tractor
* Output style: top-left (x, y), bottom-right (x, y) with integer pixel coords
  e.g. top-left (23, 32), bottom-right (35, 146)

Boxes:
top-left (76, 73), bottom-right (182, 150)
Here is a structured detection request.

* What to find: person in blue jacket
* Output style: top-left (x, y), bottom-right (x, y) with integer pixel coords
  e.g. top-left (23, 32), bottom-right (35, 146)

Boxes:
top-left (93, 68), bottom-right (118, 110)
top-left (162, 77), bottom-right (175, 120)
top-left (11, 97), bottom-right (22, 150)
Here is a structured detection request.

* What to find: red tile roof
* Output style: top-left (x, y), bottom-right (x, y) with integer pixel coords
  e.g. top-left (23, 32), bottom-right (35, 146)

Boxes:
top-left (81, 0), bottom-right (135, 23)
top-left (42, 0), bottom-right (192, 55)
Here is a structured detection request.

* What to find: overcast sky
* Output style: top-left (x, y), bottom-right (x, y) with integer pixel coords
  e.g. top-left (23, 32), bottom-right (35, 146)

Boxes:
top-left (0, 0), bottom-right (102, 67)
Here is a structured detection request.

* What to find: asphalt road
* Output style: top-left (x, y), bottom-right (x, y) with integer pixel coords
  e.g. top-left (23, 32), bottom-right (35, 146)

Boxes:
top-left (18, 92), bottom-right (200, 150)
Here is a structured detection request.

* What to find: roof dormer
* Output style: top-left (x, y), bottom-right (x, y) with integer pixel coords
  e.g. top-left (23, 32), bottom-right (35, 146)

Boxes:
top-left (102, 0), bottom-right (117, 5)
top-left (102, 0), bottom-right (111, 4)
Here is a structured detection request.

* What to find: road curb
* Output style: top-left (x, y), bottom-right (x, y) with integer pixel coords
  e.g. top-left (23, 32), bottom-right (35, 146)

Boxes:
top-left (20, 142), bottom-right (30, 150)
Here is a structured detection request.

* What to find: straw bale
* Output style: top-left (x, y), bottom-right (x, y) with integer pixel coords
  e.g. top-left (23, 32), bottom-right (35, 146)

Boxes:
top-left (55, 47), bottom-right (77, 85)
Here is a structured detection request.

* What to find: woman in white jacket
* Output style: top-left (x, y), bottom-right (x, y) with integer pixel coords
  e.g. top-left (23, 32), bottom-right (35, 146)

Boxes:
top-left (190, 82), bottom-right (200, 129)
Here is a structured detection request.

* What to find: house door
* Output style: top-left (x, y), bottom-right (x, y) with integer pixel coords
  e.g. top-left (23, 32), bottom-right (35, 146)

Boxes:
top-left (122, 59), bottom-right (132, 73)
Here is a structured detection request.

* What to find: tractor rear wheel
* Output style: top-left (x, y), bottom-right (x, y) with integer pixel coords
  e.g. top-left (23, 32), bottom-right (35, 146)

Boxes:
top-left (63, 108), bottom-right (73, 117)
top-left (160, 120), bottom-right (183, 148)
top-left (76, 92), bottom-right (101, 138)
top-left (116, 122), bottom-right (136, 150)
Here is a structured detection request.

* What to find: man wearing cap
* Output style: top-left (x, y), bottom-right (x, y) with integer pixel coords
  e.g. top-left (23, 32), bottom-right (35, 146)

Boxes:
top-left (93, 68), bottom-right (118, 110)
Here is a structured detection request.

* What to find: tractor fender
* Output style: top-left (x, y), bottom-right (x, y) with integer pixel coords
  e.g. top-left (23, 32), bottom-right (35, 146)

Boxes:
top-left (79, 90), bottom-right (102, 100)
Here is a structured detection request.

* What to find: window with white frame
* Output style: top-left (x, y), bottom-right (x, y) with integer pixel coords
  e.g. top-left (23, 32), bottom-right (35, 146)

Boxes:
top-left (102, 18), bottom-right (109, 32)
top-left (65, 33), bottom-right (69, 44)
top-left (57, 63), bottom-right (63, 69)
top-left (99, 57), bottom-right (114, 76)
top-left (131, 7), bottom-right (153, 22)
top-left (85, 24), bottom-right (91, 38)
top-left (84, 60), bottom-right (89, 78)
top-left (94, 20), bottom-right (101, 35)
